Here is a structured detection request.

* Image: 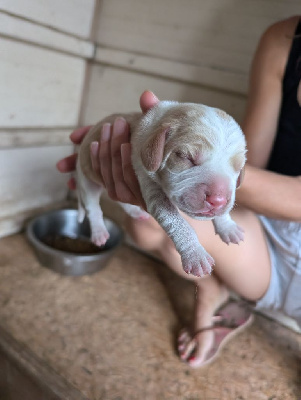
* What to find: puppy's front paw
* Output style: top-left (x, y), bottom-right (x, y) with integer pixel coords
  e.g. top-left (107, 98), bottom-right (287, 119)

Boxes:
top-left (216, 221), bottom-right (244, 245)
top-left (182, 248), bottom-right (214, 277)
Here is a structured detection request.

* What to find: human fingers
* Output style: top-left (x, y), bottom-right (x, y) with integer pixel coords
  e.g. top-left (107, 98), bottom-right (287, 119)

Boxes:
top-left (56, 153), bottom-right (78, 173)
top-left (70, 125), bottom-right (92, 144)
top-left (67, 177), bottom-right (77, 190)
top-left (139, 90), bottom-right (159, 113)
top-left (110, 118), bottom-right (137, 204)
top-left (121, 143), bottom-right (146, 209)
top-left (98, 123), bottom-right (118, 200)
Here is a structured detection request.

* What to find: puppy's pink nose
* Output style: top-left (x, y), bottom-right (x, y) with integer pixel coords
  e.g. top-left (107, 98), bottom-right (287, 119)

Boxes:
top-left (206, 194), bottom-right (227, 210)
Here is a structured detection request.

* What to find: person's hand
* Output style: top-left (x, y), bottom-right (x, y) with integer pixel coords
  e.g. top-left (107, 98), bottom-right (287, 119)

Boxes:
top-left (89, 91), bottom-right (159, 209)
top-left (56, 90), bottom-right (160, 208)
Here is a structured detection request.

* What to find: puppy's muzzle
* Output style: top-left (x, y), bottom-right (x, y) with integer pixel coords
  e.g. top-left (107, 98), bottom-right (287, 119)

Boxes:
top-left (176, 181), bottom-right (232, 218)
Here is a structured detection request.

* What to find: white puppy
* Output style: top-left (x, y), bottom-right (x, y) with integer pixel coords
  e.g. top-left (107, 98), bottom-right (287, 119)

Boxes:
top-left (76, 101), bottom-right (246, 277)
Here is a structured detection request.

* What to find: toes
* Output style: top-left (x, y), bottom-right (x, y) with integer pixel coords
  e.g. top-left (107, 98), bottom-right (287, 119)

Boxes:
top-left (187, 353), bottom-right (207, 369)
top-left (177, 329), bottom-right (191, 351)
top-left (186, 332), bottom-right (214, 368)
top-left (179, 340), bottom-right (196, 361)
top-left (178, 329), bottom-right (190, 343)
top-left (177, 329), bottom-right (195, 360)
top-left (177, 328), bottom-right (215, 368)
top-left (177, 329), bottom-right (205, 364)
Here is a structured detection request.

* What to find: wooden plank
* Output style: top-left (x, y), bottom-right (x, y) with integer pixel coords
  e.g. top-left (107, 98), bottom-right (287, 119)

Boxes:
top-left (0, 0), bottom-right (95, 39)
top-left (95, 0), bottom-right (301, 93)
top-left (0, 146), bottom-right (72, 227)
top-left (95, 46), bottom-right (248, 95)
top-left (0, 12), bottom-right (95, 58)
top-left (0, 128), bottom-right (74, 148)
top-left (82, 64), bottom-right (246, 126)
top-left (0, 37), bottom-right (85, 127)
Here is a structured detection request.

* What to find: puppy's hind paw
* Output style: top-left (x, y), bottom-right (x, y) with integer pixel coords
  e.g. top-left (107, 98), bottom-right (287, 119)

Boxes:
top-left (91, 228), bottom-right (110, 247)
top-left (121, 203), bottom-right (150, 220)
top-left (182, 250), bottom-right (214, 277)
top-left (134, 210), bottom-right (150, 220)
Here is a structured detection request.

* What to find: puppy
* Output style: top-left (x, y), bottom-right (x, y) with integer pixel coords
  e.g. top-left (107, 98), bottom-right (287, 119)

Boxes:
top-left (76, 100), bottom-right (246, 277)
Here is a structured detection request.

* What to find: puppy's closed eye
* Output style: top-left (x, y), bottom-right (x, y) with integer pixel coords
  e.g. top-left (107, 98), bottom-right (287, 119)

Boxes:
top-left (175, 151), bottom-right (199, 166)
top-left (166, 151), bottom-right (196, 172)
top-left (175, 150), bottom-right (192, 160)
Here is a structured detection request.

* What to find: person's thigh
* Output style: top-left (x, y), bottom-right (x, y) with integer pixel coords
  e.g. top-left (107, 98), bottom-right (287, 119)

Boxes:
top-left (188, 208), bottom-right (271, 300)
top-left (125, 207), bottom-right (271, 302)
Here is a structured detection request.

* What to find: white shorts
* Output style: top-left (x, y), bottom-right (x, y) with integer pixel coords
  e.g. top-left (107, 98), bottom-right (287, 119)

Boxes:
top-left (255, 216), bottom-right (301, 327)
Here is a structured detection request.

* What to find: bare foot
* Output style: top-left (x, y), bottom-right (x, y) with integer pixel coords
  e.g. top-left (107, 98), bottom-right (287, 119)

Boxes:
top-left (178, 276), bottom-right (229, 368)
top-left (177, 278), bottom-right (253, 368)
top-left (178, 326), bottom-right (219, 368)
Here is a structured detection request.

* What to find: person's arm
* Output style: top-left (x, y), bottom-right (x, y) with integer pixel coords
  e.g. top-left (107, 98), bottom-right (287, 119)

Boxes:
top-left (236, 16), bottom-right (301, 220)
top-left (237, 165), bottom-right (301, 220)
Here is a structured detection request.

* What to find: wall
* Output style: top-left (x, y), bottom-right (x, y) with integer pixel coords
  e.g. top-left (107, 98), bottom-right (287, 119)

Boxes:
top-left (0, 0), bottom-right (96, 236)
top-left (1, 0), bottom-right (301, 237)
top-left (82, 0), bottom-right (301, 124)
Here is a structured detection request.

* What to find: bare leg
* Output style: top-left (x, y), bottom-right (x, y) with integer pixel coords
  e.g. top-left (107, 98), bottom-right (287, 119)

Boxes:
top-left (124, 206), bottom-right (271, 367)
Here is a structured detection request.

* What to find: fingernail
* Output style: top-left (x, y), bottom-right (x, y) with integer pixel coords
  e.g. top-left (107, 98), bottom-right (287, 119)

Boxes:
top-left (90, 141), bottom-right (99, 156)
top-left (56, 160), bottom-right (63, 171)
top-left (101, 123), bottom-right (111, 142)
top-left (113, 117), bottom-right (127, 135)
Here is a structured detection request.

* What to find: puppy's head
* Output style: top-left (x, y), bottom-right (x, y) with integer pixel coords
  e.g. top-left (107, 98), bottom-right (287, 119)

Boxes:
top-left (140, 102), bottom-right (246, 219)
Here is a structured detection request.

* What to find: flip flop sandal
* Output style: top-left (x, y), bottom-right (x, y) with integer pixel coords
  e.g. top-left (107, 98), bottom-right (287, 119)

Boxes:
top-left (184, 300), bottom-right (254, 367)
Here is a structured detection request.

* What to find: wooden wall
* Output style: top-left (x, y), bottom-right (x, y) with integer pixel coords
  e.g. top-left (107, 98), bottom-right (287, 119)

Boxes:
top-left (1, 0), bottom-right (301, 237)
top-left (0, 0), bottom-right (95, 236)
top-left (83, 0), bottom-right (301, 124)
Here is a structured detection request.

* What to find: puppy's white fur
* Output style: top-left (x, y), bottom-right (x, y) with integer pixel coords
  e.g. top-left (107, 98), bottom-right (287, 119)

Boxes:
top-left (76, 101), bottom-right (246, 277)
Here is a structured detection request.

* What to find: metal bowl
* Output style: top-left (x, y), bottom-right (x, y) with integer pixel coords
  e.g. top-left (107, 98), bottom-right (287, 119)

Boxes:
top-left (26, 209), bottom-right (123, 276)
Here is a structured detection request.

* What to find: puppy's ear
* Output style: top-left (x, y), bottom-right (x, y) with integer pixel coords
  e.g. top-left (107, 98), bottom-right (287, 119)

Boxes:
top-left (236, 166), bottom-right (245, 189)
top-left (141, 126), bottom-right (169, 172)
